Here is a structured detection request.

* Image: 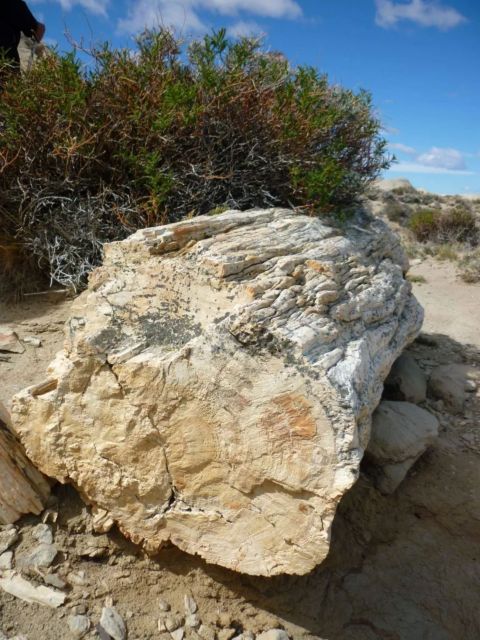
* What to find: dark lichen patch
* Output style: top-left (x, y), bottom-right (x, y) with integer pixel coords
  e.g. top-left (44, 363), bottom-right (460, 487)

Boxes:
top-left (139, 311), bottom-right (202, 350)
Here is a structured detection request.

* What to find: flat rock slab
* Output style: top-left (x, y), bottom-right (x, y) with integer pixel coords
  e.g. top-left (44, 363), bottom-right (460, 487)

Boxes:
top-left (11, 209), bottom-right (422, 575)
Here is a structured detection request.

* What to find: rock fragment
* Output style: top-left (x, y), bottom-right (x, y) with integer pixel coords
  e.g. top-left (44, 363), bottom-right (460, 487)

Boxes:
top-left (68, 614), bottom-right (90, 638)
top-left (0, 526), bottom-right (19, 554)
top-left (158, 597), bottom-right (171, 612)
top-left (20, 543), bottom-right (57, 569)
top-left (198, 626), bottom-right (216, 640)
top-left (428, 364), bottom-right (478, 414)
top-left (32, 523), bottom-right (53, 544)
top-left (384, 353), bottom-right (427, 404)
top-left (184, 594), bottom-right (198, 615)
top-left (0, 551), bottom-right (14, 570)
top-left (256, 632), bottom-right (290, 640)
top-left (0, 571), bottom-right (65, 607)
top-left (367, 401), bottom-right (439, 494)
top-left (99, 607), bottom-right (127, 640)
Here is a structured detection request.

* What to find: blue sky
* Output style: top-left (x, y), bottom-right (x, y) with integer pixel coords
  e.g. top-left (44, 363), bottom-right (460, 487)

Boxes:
top-left (28, 0), bottom-right (480, 195)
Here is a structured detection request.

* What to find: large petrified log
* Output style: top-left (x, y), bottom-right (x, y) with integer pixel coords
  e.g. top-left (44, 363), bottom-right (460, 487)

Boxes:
top-left (0, 402), bottom-right (50, 524)
top-left (11, 209), bottom-right (423, 575)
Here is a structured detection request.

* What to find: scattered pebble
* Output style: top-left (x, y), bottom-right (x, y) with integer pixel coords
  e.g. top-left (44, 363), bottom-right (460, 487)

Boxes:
top-left (218, 629), bottom-right (236, 640)
top-left (0, 527), bottom-right (19, 554)
top-left (184, 594), bottom-right (198, 615)
top-left (198, 625), bottom-right (216, 640)
top-left (68, 614), bottom-right (90, 638)
top-left (24, 336), bottom-right (42, 348)
top-left (99, 606), bottom-right (127, 640)
top-left (185, 613), bottom-right (200, 629)
top-left (170, 629), bottom-right (185, 640)
top-left (44, 573), bottom-right (67, 590)
top-left (67, 571), bottom-right (87, 587)
top-left (165, 615), bottom-right (184, 632)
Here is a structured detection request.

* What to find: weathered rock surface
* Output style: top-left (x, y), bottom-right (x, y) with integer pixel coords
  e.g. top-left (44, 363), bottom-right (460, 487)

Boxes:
top-left (0, 402), bottom-right (50, 524)
top-left (366, 401), bottom-right (439, 494)
top-left (11, 208), bottom-right (422, 575)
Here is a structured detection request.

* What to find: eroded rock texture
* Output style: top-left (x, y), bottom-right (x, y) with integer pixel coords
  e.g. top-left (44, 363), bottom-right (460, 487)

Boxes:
top-left (12, 209), bottom-right (423, 575)
top-left (0, 402), bottom-right (50, 524)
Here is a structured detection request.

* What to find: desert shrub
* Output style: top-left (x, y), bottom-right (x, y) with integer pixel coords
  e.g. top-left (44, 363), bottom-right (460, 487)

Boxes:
top-left (409, 207), bottom-right (478, 245)
top-left (0, 28), bottom-right (390, 292)
top-left (459, 250), bottom-right (480, 283)
top-left (383, 199), bottom-right (410, 223)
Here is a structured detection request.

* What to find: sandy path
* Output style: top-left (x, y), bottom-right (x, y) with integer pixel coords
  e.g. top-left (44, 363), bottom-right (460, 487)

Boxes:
top-left (410, 258), bottom-right (480, 348)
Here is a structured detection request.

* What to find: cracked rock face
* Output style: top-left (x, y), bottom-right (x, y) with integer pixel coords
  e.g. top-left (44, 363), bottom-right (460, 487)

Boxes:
top-left (11, 209), bottom-right (423, 575)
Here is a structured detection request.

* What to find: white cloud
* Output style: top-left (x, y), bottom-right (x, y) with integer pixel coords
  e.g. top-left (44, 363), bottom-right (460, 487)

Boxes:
top-left (118, 0), bottom-right (302, 35)
top-left (31, 0), bottom-right (109, 17)
top-left (390, 142), bottom-right (416, 154)
top-left (375, 0), bottom-right (467, 30)
top-left (416, 146), bottom-right (466, 170)
top-left (390, 162), bottom-right (475, 176)
top-left (227, 20), bottom-right (264, 38)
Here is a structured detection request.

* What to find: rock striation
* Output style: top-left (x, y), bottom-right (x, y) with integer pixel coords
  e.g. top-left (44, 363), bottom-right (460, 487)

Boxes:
top-left (0, 402), bottom-right (50, 524)
top-left (11, 208), bottom-right (423, 575)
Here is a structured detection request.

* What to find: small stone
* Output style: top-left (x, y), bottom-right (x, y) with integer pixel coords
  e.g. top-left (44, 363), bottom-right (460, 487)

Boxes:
top-left (170, 629), bottom-right (185, 640)
top-left (0, 551), bottom-right (14, 570)
top-left (72, 603), bottom-right (88, 615)
top-left (68, 614), bottom-right (90, 638)
top-left (233, 634), bottom-right (255, 640)
top-left (32, 523), bottom-right (53, 545)
top-left (44, 573), bottom-right (67, 590)
top-left (158, 598), bottom-right (171, 612)
top-left (99, 607), bottom-right (127, 640)
top-left (185, 614), bottom-right (200, 629)
top-left (67, 571), bottom-right (87, 587)
top-left (0, 527), bottom-right (19, 554)
top-left (21, 544), bottom-right (57, 568)
top-left (184, 594), bottom-right (198, 615)
top-left (198, 626), bottom-right (216, 640)
top-left (217, 614), bottom-right (231, 628)
top-left (165, 616), bottom-right (184, 632)
top-left (428, 364), bottom-right (477, 414)
top-left (256, 631), bottom-right (290, 640)
top-left (218, 630), bottom-right (236, 640)
top-left (24, 336), bottom-right (42, 348)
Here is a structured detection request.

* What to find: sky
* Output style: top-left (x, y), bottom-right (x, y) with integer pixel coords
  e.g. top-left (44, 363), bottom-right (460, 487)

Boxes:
top-left (28, 0), bottom-right (480, 195)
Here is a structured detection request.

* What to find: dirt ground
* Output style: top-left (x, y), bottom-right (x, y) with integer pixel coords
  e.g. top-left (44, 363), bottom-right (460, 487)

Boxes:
top-left (0, 259), bottom-right (479, 640)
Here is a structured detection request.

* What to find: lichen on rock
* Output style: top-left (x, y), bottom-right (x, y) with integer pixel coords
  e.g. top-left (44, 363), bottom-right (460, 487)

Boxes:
top-left (11, 208), bottom-right (423, 575)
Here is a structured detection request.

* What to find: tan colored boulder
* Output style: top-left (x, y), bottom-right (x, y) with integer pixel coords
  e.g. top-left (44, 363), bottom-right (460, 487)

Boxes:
top-left (0, 402), bottom-right (50, 524)
top-left (11, 208), bottom-right (423, 575)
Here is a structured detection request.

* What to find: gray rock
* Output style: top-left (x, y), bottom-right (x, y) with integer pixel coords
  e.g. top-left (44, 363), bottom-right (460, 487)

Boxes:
top-left (170, 629), bottom-right (185, 640)
top-left (428, 364), bottom-right (478, 414)
top-left (384, 353), bottom-right (427, 404)
top-left (0, 526), bottom-right (19, 554)
top-left (256, 631), bottom-right (290, 640)
top-left (99, 606), bottom-right (127, 640)
top-left (165, 616), bottom-right (184, 632)
top-left (24, 336), bottom-right (42, 348)
top-left (185, 613), bottom-right (200, 628)
top-left (184, 594), bottom-right (198, 614)
top-left (21, 544), bottom-right (57, 569)
top-left (0, 551), bottom-right (14, 570)
top-left (367, 401), bottom-right (439, 494)
top-left (233, 634), bottom-right (255, 640)
top-left (44, 573), bottom-right (67, 589)
top-left (32, 523), bottom-right (53, 545)
top-left (68, 614), bottom-right (90, 638)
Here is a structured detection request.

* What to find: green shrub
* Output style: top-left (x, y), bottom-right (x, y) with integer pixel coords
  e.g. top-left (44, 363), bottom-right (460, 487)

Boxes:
top-left (0, 28), bottom-right (390, 292)
top-left (408, 209), bottom-right (441, 242)
top-left (409, 207), bottom-right (478, 244)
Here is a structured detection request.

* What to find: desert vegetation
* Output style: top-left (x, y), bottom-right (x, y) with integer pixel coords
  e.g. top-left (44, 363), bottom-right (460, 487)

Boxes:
top-left (0, 28), bottom-right (389, 294)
